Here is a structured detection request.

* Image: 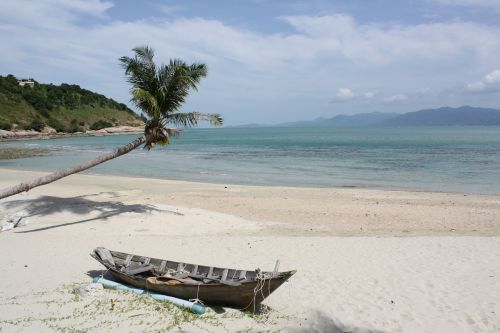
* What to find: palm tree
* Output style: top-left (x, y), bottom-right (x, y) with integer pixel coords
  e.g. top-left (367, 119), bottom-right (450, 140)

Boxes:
top-left (0, 46), bottom-right (222, 200)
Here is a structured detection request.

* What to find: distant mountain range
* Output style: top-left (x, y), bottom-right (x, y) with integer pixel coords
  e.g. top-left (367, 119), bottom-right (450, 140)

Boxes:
top-left (384, 106), bottom-right (500, 126)
top-left (276, 112), bottom-right (399, 127)
top-left (233, 106), bottom-right (500, 128)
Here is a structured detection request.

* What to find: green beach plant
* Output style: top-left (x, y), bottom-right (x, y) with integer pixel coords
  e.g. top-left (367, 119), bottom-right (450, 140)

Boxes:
top-left (0, 121), bottom-right (12, 131)
top-left (89, 119), bottom-right (113, 131)
top-left (24, 118), bottom-right (45, 131)
top-left (0, 46), bottom-right (222, 199)
top-left (47, 117), bottom-right (66, 133)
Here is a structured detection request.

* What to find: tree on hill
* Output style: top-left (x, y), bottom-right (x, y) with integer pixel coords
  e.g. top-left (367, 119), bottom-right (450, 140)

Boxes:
top-left (0, 46), bottom-right (222, 199)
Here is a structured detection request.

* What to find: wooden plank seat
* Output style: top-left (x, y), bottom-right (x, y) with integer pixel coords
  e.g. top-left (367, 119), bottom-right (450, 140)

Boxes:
top-left (125, 264), bottom-right (155, 275)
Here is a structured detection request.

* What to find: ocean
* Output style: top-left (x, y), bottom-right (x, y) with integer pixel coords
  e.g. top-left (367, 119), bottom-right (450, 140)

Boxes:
top-left (1, 126), bottom-right (500, 194)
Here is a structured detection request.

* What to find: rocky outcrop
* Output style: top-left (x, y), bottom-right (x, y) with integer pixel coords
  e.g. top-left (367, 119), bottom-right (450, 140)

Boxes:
top-left (0, 129), bottom-right (40, 138)
top-left (86, 126), bottom-right (144, 136)
top-left (41, 126), bottom-right (57, 134)
top-left (0, 126), bottom-right (144, 140)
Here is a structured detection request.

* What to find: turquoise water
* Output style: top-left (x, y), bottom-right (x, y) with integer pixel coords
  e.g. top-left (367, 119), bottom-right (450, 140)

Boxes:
top-left (1, 127), bottom-right (500, 194)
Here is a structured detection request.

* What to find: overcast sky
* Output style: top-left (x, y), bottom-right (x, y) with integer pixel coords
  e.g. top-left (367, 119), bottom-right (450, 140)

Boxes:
top-left (1, 0), bottom-right (499, 125)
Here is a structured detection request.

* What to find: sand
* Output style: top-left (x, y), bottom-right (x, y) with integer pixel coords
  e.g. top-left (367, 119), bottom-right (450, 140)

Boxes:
top-left (0, 168), bottom-right (499, 332)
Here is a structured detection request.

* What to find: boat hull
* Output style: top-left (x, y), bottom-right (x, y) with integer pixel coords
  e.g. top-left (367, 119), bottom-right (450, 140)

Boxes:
top-left (107, 268), bottom-right (290, 310)
top-left (91, 248), bottom-right (295, 311)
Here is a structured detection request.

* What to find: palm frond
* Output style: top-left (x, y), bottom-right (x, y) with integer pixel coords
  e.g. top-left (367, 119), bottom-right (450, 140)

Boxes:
top-left (187, 63), bottom-right (208, 90)
top-left (157, 62), bottom-right (187, 113)
top-left (132, 46), bottom-right (155, 66)
top-left (131, 88), bottom-right (159, 120)
top-left (156, 60), bottom-right (208, 116)
top-left (164, 112), bottom-right (223, 127)
top-left (119, 46), bottom-right (157, 97)
top-left (120, 46), bottom-right (222, 148)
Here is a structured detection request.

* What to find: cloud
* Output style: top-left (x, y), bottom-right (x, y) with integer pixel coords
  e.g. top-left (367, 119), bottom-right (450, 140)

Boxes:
top-left (466, 70), bottom-right (500, 93)
top-left (53, 0), bottom-right (113, 16)
top-left (331, 89), bottom-right (379, 103)
top-left (0, 0), bottom-right (113, 32)
top-left (280, 14), bottom-right (500, 65)
top-left (4, 3), bottom-right (495, 73)
top-left (1, 1), bottom-right (500, 123)
top-left (384, 94), bottom-right (408, 103)
top-left (331, 88), bottom-right (355, 102)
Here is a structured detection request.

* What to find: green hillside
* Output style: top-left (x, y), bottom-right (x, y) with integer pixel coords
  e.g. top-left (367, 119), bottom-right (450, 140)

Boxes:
top-left (0, 74), bottom-right (143, 132)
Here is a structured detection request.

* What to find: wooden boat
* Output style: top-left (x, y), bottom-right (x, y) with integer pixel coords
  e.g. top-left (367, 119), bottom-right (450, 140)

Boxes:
top-left (90, 247), bottom-right (296, 311)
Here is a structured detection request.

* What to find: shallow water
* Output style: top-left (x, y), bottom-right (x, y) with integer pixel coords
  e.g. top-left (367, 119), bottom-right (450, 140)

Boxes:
top-left (1, 126), bottom-right (500, 194)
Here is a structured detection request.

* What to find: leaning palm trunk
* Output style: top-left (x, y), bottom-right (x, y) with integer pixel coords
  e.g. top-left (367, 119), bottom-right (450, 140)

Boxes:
top-left (0, 135), bottom-right (146, 200)
top-left (0, 46), bottom-right (222, 200)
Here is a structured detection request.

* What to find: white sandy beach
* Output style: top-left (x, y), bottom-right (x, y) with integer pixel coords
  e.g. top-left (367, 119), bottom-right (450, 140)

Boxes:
top-left (1, 168), bottom-right (499, 332)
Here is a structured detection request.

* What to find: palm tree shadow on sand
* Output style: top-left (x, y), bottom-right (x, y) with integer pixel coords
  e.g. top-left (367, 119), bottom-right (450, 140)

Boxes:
top-left (1, 192), bottom-right (182, 233)
top-left (288, 311), bottom-right (386, 333)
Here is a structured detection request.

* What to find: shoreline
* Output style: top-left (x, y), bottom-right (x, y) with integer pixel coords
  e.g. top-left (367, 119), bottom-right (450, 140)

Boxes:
top-left (1, 166), bottom-right (498, 197)
top-left (1, 168), bottom-right (499, 236)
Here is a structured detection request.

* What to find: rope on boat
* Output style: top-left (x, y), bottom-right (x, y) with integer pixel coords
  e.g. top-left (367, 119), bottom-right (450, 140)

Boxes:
top-left (219, 259), bottom-right (282, 313)
top-left (253, 269), bottom-right (265, 313)
top-left (222, 267), bottom-right (275, 313)
top-left (189, 284), bottom-right (204, 305)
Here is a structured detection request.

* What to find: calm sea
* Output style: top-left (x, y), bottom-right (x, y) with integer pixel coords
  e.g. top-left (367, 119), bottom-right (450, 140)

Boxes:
top-left (1, 127), bottom-right (500, 194)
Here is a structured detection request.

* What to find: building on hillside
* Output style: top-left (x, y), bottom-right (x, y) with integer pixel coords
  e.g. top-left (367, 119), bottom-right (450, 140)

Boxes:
top-left (18, 79), bottom-right (35, 87)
